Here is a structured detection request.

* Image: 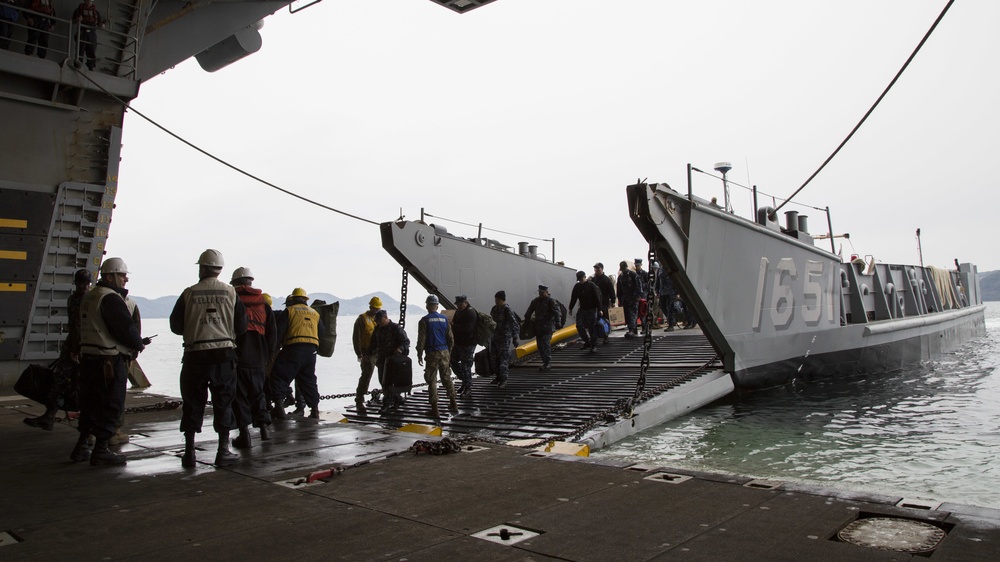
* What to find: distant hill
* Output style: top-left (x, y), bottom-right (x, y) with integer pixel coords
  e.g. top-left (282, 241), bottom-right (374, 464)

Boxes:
top-left (131, 291), bottom-right (424, 318)
top-left (980, 270), bottom-right (1000, 301)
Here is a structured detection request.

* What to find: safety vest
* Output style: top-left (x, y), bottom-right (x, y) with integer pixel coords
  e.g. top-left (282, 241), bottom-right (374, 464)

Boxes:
top-left (356, 312), bottom-right (376, 350)
top-left (181, 278), bottom-right (237, 351)
top-left (236, 285), bottom-right (268, 336)
top-left (284, 303), bottom-right (319, 346)
top-left (422, 312), bottom-right (449, 352)
top-left (79, 285), bottom-right (137, 356)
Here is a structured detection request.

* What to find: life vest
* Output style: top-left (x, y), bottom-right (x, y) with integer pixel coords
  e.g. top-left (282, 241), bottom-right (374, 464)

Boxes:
top-left (79, 285), bottom-right (137, 356)
top-left (356, 312), bottom-right (377, 350)
top-left (180, 278), bottom-right (237, 351)
top-left (76, 3), bottom-right (99, 25)
top-left (284, 303), bottom-right (319, 346)
top-left (236, 285), bottom-right (268, 336)
top-left (422, 312), bottom-right (449, 352)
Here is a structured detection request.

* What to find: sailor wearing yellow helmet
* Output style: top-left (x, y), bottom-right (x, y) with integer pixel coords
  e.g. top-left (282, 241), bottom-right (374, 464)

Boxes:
top-left (269, 288), bottom-right (324, 420)
top-left (351, 296), bottom-right (382, 416)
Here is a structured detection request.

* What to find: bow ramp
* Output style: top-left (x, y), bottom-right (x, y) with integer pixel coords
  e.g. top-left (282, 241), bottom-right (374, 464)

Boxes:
top-left (344, 330), bottom-right (732, 452)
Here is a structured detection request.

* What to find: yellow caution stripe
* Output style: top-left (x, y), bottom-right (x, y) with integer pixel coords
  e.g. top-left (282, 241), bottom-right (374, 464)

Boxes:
top-left (507, 439), bottom-right (590, 457)
top-left (0, 219), bottom-right (28, 229)
top-left (0, 283), bottom-right (27, 292)
top-left (0, 250), bottom-right (27, 260)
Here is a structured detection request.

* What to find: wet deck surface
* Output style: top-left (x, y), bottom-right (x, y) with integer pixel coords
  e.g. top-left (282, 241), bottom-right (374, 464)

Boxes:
top-left (346, 330), bottom-right (724, 440)
top-left (2, 390), bottom-right (999, 560)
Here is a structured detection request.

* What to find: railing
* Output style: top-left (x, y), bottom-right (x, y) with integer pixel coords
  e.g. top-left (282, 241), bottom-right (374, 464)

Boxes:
top-left (0, 1), bottom-right (138, 78)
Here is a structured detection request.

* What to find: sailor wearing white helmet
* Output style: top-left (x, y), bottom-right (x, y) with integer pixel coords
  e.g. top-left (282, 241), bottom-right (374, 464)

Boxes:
top-left (71, 257), bottom-right (148, 467)
top-left (170, 249), bottom-right (247, 468)
top-left (230, 266), bottom-right (277, 447)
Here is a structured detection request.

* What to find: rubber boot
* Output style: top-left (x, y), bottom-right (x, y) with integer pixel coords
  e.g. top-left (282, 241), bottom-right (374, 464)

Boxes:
top-left (260, 425), bottom-right (271, 441)
top-left (24, 406), bottom-right (57, 430)
top-left (233, 426), bottom-right (252, 449)
top-left (427, 405), bottom-right (440, 418)
top-left (70, 434), bottom-right (91, 462)
top-left (182, 432), bottom-right (196, 468)
top-left (214, 432), bottom-right (239, 467)
top-left (90, 439), bottom-right (126, 466)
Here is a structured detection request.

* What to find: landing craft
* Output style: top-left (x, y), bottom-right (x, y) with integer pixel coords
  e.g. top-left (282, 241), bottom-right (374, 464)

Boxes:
top-left (380, 218), bottom-right (577, 324)
top-left (626, 174), bottom-right (986, 391)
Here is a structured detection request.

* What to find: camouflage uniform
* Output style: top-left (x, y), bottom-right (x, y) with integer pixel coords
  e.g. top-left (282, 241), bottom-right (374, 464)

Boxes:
top-left (416, 311), bottom-right (456, 413)
top-left (616, 267), bottom-right (641, 335)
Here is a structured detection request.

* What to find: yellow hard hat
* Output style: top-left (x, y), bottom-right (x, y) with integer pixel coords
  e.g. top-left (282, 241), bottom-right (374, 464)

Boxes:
top-left (292, 287), bottom-right (308, 298)
top-left (262, 293), bottom-right (272, 307)
top-left (369, 296), bottom-right (383, 308)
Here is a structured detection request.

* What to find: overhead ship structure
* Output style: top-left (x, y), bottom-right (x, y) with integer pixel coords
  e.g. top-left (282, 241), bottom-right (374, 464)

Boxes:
top-left (0, 0), bottom-right (497, 385)
top-left (626, 179), bottom-right (985, 391)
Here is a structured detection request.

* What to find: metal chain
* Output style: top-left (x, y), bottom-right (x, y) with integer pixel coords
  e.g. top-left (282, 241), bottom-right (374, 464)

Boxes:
top-left (124, 400), bottom-right (181, 414)
top-left (630, 243), bottom-right (659, 412)
top-left (398, 268), bottom-right (409, 329)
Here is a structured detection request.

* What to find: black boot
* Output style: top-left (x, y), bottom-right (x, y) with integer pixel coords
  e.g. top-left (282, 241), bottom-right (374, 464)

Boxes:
top-left (355, 399), bottom-right (368, 417)
top-left (182, 432), bottom-right (196, 468)
top-left (70, 435), bottom-right (91, 462)
top-left (233, 427), bottom-right (252, 449)
top-left (260, 425), bottom-right (271, 441)
top-left (214, 432), bottom-right (239, 467)
top-left (90, 439), bottom-right (126, 466)
top-left (24, 407), bottom-right (57, 431)
top-left (271, 400), bottom-right (286, 420)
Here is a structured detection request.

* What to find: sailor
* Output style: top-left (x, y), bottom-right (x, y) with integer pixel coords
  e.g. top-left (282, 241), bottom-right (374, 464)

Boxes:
top-left (656, 263), bottom-right (678, 331)
top-left (72, 0), bottom-right (103, 70)
top-left (0, 0), bottom-right (16, 51)
top-left (524, 285), bottom-right (561, 371)
top-left (568, 271), bottom-right (601, 352)
top-left (634, 258), bottom-right (649, 296)
top-left (489, 290), bottom-right (520, 387)
top-left (24, 0), bottom-right (57, 59)
top-left (616, 260), bottom-right (641, 337)
top-left (591, 263), bottom-right (616, 343)
top-left (269, 288), bottom-right (323, 419)
top-left (230, 267), bottom-right (277, 447)
top-left (416, 295), bottom-right (458, 418)
top-left (170, 249), bottom-right (247, 468)
top-left (367, 309), bottom-right (410, 413)
top-left (25, 268), bottom-right (92, 431)
top-left (352, 296), bottom-right (382, 416)
top-left (71, 258), bottom-right (147, 466)
top-left (450, 295), bottom-right (477, 396)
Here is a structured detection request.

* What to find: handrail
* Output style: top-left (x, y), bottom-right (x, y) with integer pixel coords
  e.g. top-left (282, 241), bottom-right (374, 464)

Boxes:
top-left (1, 1), bottom-right (138, 78)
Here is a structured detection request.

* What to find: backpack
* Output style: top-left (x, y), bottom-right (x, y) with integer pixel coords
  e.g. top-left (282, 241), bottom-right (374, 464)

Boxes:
top-left (475, 311), bottom-right (496, 347)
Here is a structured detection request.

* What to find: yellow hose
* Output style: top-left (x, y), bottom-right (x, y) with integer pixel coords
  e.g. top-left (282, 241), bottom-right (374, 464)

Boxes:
top-left (515, 325), bottom-right (579, 359)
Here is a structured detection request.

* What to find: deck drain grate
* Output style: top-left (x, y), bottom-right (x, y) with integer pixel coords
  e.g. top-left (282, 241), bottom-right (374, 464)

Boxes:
top-left (896, 498), bottom-right (941, 511)
top-left (643, 472), bottom-right (692, 484)
top-left (838, 517), bottom-right (946, 553)
top-left (744, 479), bottom-right (783, 490)
top-left (472, 525), bottom-right (540, 546)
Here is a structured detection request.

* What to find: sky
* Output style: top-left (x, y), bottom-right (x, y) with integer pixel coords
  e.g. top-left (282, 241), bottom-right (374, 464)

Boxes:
top-left (106, 0), bottom-right (1000, 302)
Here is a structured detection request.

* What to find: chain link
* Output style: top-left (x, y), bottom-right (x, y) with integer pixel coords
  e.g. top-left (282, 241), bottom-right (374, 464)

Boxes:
top-left (124, 400), bottom-right (182, 414)
top-left (398, 268), bottom-right (409, 330)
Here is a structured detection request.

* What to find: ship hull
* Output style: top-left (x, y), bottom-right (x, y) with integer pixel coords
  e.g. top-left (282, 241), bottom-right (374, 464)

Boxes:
top-left (627, 181), bottom-right (986, 391)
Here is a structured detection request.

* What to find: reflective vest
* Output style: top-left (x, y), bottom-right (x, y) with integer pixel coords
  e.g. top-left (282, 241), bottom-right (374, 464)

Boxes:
top-left (356, 312), bottom-right (376, 350)
top-left (79, 286), bottom-right (136, 356)
top-left (284, 303), bottom-right (319, 346)
top-left (181, 278), bottom-right (237, 351)
top-left (236, 285), bottom-right (268, 336)
top-left (422, 312), bottom-right (449, 352)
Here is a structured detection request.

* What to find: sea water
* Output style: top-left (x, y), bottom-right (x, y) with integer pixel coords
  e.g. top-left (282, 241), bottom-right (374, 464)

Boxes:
top-left (134, 305), bottom-right (1000, 510)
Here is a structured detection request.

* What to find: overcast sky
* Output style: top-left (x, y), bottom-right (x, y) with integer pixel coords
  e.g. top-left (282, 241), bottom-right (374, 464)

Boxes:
top-left (106, 0), bottom-right (999, 303)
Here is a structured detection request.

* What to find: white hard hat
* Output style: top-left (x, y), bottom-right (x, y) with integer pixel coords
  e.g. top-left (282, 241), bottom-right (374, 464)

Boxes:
top-left (231, 266), bottom-right (254, 281)
top-left (196, 249), bottom-right (225, 267)
top-left (100, 257), bottom-right (129, 275)
top-left (425, 295), bottom-right (439, 305)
